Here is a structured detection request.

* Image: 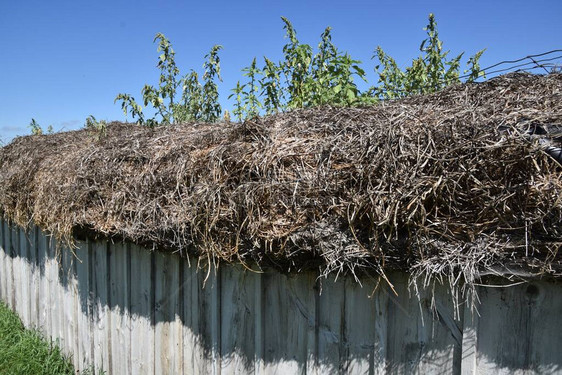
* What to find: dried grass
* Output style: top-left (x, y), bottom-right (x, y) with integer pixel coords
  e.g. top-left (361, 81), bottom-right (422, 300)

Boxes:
top-left (2, 73), bottom-right (562, 285)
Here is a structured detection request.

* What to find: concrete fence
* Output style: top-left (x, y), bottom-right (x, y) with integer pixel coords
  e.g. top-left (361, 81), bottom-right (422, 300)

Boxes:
top-left (0, 219), bottom-right (561, 374)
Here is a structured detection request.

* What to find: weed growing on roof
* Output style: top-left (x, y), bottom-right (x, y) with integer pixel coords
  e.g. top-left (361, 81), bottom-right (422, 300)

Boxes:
top-left (231, 14), bottom-right (484, 119)
top-left (84, 115), bottom-right (107, 140)
top-left (229, 57), bottom-right (262, 121)
top-left (109, 14), bottom-right (484, 125)
top-left (232, 17), bottom-right (370, 120)
top-left (28, 119), bottom-right (42, 135)
top-left (115, 34), bottom-right (223, 125)
top-left (23, 14), bottom-right (485, 134)
top-left (371, 14), bottom-right (486, 99)
top-left (28, 119), bottom-right (53, 136)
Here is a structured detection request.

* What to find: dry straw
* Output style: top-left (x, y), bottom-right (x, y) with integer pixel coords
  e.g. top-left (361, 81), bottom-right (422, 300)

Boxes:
top-left (1, 73), bottom-right (562, 287)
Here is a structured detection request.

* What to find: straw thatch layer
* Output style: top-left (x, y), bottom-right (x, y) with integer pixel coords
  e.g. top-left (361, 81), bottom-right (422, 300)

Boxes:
top-left (2, 73), bottom-right (562, 282)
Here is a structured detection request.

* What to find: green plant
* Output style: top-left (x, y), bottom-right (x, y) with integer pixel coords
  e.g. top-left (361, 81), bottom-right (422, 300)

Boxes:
top-left (230, 17), bottom-right (371, 120)
top-left (200, 45), bottom-right (224, 123)
top-left (115, 33), bottom-right (223, 125)
top-left (243, 57), bottom-right (262, 117)
top-left (279, 17), bottom-right (314, 109)
top-left (229, 81), bottom-right (246, 122)
top-left (465, 49), bottom-right (486, 82)
top-left (28, 119), bottom-right (54, 135)
top-left (28, 118), bottom-right (43, 135)
top-left (174, 70), bottom-right (202, 123)
top-left (84, 115), bottom-right (107, 139)
top-left (0, 302), bottom-right (75, 374)
top-left (114, 93), bottom-right (145, 123)
top-left (260, 57), bottom-right (283, 114)
top-left (114, 15), bottom-right (485, 124)
top-left (228, 57), bottom-right (262, 120)
top-left (278, 18), bottom-right (369, 108)
top-left (309, 26), bottom-right (368, 106)
top-left (371, 13), bottom-right (485, 99)
top-left (172, 45), bottom-right (223, 123)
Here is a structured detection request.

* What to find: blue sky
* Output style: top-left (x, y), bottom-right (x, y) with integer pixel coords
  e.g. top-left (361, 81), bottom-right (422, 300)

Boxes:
top-left (1, 0), bottom-right (561, 144)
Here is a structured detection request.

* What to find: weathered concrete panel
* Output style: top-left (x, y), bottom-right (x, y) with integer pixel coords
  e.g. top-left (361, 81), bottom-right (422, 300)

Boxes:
top-left (75, 241), bottom-right (94, 370)
top-left (154, 251), bottom-right (183, 374)
top-left (344, 276), bottom-right (386, 374)
top-left (29, 227), bottom-right (41, 333)
top-left (91, 241), bottom-right (112, 373)
top-left (262, 272), bottom-right (316, 374)
top-left (4, 222), bottom-right (16, 310)
top-left (36, 226), bottom-right (51, 335)
top-left (129, 244), bottom-right (155, 375)
top-left (0, 221), bottom-right (7, 304)
top-left (220, 265), bottom-right (258, 375)
top-left (108, 241), bottom-right (132, 375)
top-left (61, 244), bottom-right (78, 367)
top-left (468, 280), bottom-right (562, 375)
top-left (14, 227), bottom-right (27, 325)
top-left (45, 229), bottom-right (64, 352)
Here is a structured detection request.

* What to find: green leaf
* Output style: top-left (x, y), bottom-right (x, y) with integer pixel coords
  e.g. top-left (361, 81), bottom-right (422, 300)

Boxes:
top-left (353, 65), bottom-right (366, 76)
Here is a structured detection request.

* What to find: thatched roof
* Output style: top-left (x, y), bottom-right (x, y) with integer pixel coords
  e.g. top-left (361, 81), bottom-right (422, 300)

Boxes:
top-left (2, 73), bottom-right (562, 282)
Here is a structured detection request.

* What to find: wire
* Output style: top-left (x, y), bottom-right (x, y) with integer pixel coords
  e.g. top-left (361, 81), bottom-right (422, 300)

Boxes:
top-left (458, 51), bottom-right (562, 79)
top-left (480, 55), bottom-right (562, 77)
top-left (478, 49), bottom-right (562, 72)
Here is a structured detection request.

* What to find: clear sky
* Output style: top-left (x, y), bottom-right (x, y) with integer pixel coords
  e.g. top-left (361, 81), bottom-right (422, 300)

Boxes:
top-left (1, 0), bottom-right (561, 144)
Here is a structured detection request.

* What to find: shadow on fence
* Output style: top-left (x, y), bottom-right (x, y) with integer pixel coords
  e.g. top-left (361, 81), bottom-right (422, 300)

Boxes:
top-left (1, 222), bottom-right (561, 374)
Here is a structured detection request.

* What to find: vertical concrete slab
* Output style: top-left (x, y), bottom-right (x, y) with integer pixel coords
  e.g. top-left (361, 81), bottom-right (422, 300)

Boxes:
top-left (471, 280), bottom-right (562, 375)
top-left (220, 265), bottom-right (258, 375)
top-left (262, 272), bottom-right (316, 375)
top-left (29, 226), bottom-right (40, 329)
top-left (75, 240), bottom-right (94, 371)
top-left (129, 244), bottom-right (155, 375)
top-left (46, 233), bottom-right (64, 350)
top-left (108, 241), bottom-right (132, 375)
top-left (13, 226), bottom-right (25, 322)
top-left (154, 251), bottom-right (183, 375)
top-left (344, 276), bottom-right (388, 374)
top-left (316, 277), bottom-right (346, 374)
top-left (183, 259), bottom-right (212, 375)
top-left (384, 273), bottom-right (457, 374)
top-left (0, 220), bottom-right (7, 303)
top-left (91, 241), bottom-right (112, 374)
top-left (36, 226), bottom-right (52, 334)
top-left (60, 244), bottom-right (78, 364)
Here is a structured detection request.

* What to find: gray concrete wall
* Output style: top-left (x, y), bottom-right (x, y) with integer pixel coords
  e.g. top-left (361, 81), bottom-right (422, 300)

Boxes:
top-left (0, 220), bottom-right (561, 374)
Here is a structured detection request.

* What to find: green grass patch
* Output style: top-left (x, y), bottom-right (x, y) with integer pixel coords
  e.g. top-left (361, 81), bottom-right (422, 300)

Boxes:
top-left (0, 301), bottom-right (75, 375)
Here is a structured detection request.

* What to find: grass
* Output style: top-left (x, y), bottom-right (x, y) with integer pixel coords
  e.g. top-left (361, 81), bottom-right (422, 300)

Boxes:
top-left (0, 301), bottom-right (75, 375)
